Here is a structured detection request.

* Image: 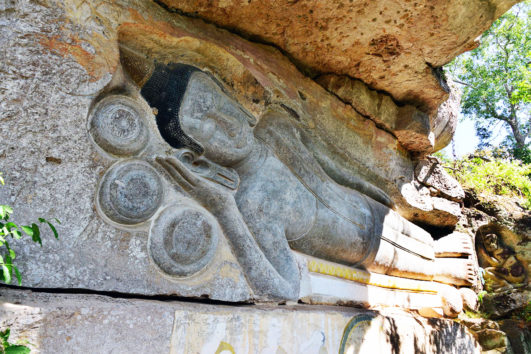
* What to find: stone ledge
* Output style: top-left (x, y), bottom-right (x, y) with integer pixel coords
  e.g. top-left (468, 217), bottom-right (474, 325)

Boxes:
top-left (0, 288), bottom-right (480, 353)
top-left (317, 74), bottom-right (434, 155)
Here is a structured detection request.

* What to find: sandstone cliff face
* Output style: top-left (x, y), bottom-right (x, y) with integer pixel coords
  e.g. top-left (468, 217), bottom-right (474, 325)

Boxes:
top-left (159, 0), bottom-right (518, 115)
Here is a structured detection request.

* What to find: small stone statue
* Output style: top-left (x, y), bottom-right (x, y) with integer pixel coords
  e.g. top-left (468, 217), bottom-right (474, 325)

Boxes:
top-left (476, 228), bottom-right (526, 292)
top-left (135, 63), bottom-right (475, 300)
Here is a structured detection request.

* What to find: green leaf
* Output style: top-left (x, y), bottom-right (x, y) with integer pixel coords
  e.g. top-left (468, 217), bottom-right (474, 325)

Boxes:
top-left (2, 264), bottom-right (12, 284)
top-left (20, 226), bottom-right (33, 237)
top-left (39, 218), bottom-right (58, 239)
top-left (5, 345), bottom-right (31, 354)
top-left (5, 222), bottom-right (17, 231)
top-left (11, 229), bottom-right (21, 239)
top-left (30, 224), bottom-right (41, 246)
top-left (0, 328), bottom-right (10, 342)
top-left (0, 205), bottom-right (13, 220)
top-left (49, 222), bottom-right (58, 239)
top-left (14, 266), bottom-right (22, 286)
top-left (5, 250), bottom-right (12, 265)
top-left (8, 248), bottom-right (15, 260)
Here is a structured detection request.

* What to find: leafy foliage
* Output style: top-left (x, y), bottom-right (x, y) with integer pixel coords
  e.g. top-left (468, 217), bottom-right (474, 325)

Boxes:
top-left (436, 151), bottom-right (531, 209)
top-left (0, 173), bottom-right (59, 285)
top-left (0, 329), bottom-right (30, 354)
top-left (517, 301), bottom-right (531, 323)
top-left (446, 2), bottom-right (531, 162)
top-left (0, 174), bottom-right (60, 353)
top-left (477, 290), bottom-right (488, 304)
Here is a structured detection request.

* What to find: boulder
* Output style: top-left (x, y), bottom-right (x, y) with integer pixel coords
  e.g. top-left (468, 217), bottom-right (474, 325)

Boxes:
top-left (499, 319), bottom-right (531, 354)
top-left (415, 159), bottom-right (465, 201)
top-left (476, 329), bottom-right (509, 352)
top-left (481, 290), bottom-right (530, 319)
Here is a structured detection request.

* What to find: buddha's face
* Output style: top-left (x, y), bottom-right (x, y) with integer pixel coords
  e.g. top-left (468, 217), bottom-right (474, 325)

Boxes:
top-left (180, 72), bottom-right (254, 166)
top-left (483, 233), bottom-right (499, 253)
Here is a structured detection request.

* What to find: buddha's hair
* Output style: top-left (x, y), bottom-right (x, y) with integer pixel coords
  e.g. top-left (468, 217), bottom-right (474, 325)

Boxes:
top-left (140, 63), bottom-right (204, 154)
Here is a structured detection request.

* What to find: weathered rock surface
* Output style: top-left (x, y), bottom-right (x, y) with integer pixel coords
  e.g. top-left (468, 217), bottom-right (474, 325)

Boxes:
top-left (0, 288), bottom-right (480, 353)
top-left (159, 0), bottom-right (518, 114)
top-left (432, 80), bottom-right (461, 152)
top-left (0, 0), bottom-right (521, 351)
top-left (317, 74), bottom-right (434, 155)
top-left (481, 290), bottom-right (530, 319)
top-left (0, 0), bottom-right (514, 326)
top-left (0, 0), bottom-right (256, 300)
top-left (499, 319), bottom-right (531, 354)
top-left (0, 0), bottom-right (473, 305)
top-left (476, 329), bottom-right (509, 352)
top-left (457, 193), bottom-right (530, 354)
top-left (457, 204), bottom-right (497, 234)
top-left (400, 181), bottom-right (463, 228)
top-left (460, 318), bottom-right (509, 352)
top-left (415, 159), bottom-right (465, 201)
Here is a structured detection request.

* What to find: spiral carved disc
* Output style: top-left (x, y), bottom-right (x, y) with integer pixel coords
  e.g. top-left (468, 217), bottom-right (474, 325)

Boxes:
top-left (89, 95), bottom-right (149, 157)
top-left (98, 160), bottom-right (163, 225)
top-left (149, 204), bottom-right (219, 277)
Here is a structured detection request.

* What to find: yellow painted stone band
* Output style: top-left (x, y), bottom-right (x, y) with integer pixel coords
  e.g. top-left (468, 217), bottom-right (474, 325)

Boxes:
top-left (307, 259), bottom-right (439, 293)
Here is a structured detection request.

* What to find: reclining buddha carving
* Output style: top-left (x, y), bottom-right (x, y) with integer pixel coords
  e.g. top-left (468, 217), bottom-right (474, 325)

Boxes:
top-left (88, 54), bottom-right (476, 308)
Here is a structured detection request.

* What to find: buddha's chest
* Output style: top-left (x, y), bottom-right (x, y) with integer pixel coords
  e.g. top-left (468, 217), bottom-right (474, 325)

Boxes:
top-left (235, 155), bottom-right (316, 237)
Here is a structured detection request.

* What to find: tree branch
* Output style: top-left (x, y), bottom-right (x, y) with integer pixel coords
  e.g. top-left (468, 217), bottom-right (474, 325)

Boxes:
top-left (451, 79), bottom-right (474, 88)
top-left (482, 99), bottom-right (510, 122)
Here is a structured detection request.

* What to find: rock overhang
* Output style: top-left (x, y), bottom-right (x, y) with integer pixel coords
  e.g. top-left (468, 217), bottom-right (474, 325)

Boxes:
top-left (156, 0), bottom-right (519, 114)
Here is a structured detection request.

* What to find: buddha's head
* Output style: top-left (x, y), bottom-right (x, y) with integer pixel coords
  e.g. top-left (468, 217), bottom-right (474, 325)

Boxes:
top-left (483, 233), bottom-right (499, 253)
top-left (140, 63), bottom-right (256, 166)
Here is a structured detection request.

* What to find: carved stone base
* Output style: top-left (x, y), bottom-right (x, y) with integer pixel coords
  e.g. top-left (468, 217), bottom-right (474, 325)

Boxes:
top-left (0, 288), bottom-right (480, 353)
top-left (296, 253), bottom-right (453, 314)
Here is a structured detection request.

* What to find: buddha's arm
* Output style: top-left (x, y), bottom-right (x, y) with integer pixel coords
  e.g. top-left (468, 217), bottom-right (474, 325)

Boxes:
top-left (155, 157), bottom-right (300, 300)
top-left (214, 203), bottom-right (300, 300)
top-left (478, 246), bottom-right (502, 267)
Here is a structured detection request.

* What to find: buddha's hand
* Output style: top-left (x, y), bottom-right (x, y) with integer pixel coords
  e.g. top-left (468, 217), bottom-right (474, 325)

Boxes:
top-left (155, 156), bottom-right (236, 214)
